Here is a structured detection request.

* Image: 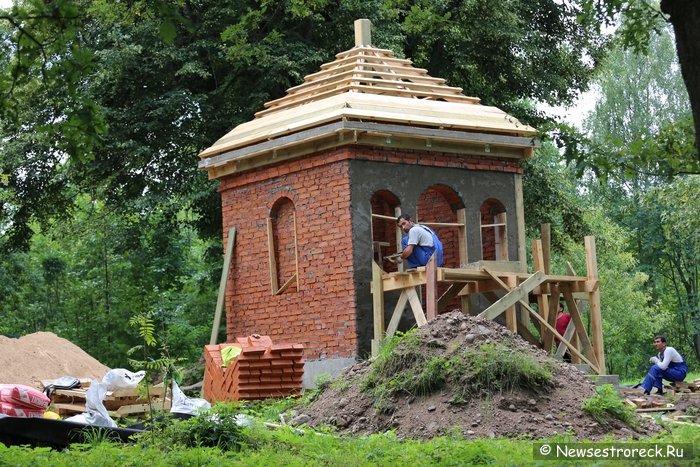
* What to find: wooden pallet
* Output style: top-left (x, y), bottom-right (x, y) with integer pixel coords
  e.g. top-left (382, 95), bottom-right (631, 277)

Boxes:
top-left (42, 380), bottom-right (171, 417)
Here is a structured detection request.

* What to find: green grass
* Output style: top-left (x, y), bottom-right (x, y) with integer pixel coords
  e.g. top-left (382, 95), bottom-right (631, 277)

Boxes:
top-left (1, 419), bottom-right (697, 466)
top-left (582, 384), bottom-right (639, 427)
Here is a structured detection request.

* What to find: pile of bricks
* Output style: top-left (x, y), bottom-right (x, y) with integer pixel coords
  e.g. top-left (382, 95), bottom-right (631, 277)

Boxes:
top-left (203, 335), bottom-right (304, 402)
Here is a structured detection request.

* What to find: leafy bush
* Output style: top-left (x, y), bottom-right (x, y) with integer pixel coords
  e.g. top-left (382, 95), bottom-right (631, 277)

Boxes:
top-left (139, 405), bottom-right (245, 451)
top-left (582, 384), bottom-right (638, 427)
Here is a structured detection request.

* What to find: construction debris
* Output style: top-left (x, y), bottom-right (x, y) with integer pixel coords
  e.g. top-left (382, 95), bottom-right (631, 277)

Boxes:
top-left (41, 379), bottom-right (172, 418)
top-left (620, 378), bottom-right (700, 425)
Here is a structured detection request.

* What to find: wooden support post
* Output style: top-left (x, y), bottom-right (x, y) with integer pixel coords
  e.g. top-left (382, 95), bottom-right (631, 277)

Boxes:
top-left (371, 260), bottom-right (385, 356)
top-left (386, 290), bottom-right (409, 336)
top-left (505, 275), bottom-right (517, 332)
top-left (532, 239), bottom-right (550, 338)
top-left (561, 285), bottom-right (599, 369)
top-left (543, 286), bottom-right (560, 353)
top-left (425, 254), bottom-right (437, 320)
top-left (555, 321), bottom-right (576, 359)
top-left (520, 299), bottom-right (600, 373)
top-left (406, 287), bottom-right (427, 326)
top-left (267, 219), bottom-right (278, 294)
top-left (210, 227), bottom-right (236, 345)
top-left (457, 208), bottom-right (468, 267)
top-left (585, 236), bottom-right (605, 374)
top-left (540, 223), bottom-right (551, 275)
top-left (566, 262), bottom-right (584, 363)
top-left (293, 211), bottom-right (300, 291)
top-left (515, 174), bottom-right (527, 273)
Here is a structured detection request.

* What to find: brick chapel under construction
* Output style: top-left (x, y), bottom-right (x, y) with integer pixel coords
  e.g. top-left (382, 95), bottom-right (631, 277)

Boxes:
top-left (198, 20), bottom-right (605, 387)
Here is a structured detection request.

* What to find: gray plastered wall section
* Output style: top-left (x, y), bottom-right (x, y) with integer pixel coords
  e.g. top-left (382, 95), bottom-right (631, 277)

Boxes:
top-left (348, 158), bottom-right (521, 357)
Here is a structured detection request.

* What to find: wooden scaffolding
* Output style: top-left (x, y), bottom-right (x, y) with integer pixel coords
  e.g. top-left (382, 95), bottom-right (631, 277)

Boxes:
top-left (370, 229), bottom-right (605, 375)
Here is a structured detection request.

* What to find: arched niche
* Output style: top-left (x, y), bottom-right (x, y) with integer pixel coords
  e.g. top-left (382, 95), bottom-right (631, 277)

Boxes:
top-left (480, 198), bottom-right (508, 261)
top-left (370, 190), bottom-right (401, 272)
top-left (416, 184), bottom-right (466, 268)
top-left (268, 197), bottom-right (299, 294)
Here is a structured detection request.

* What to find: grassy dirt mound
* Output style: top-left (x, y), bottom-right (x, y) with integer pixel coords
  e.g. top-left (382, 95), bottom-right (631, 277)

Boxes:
top-left (298, 311), bottom-right (659, 440)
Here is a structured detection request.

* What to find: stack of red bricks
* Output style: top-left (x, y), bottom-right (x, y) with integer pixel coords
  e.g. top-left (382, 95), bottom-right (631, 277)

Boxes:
top-left (203, 334), bottom-right (304, 402)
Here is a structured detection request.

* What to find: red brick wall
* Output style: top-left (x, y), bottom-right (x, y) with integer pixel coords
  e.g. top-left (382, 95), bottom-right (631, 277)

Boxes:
top-left (218, 145), bottom-right (520, 360)
top-left (219, 153), bottom-right (356, 360)
top-left (480, 201), bottom-right (497, 261)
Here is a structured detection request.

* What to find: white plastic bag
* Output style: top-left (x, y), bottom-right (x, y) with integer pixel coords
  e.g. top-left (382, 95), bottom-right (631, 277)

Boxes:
top-left (170, 381), bottom-right (211, 415)
top-left (102, 369), bottom-right (146, 390)
top-left (65, 380), bottom-right (116, 428)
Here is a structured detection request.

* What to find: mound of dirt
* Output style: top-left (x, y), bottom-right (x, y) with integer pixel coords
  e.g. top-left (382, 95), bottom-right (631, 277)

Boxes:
top-left (0, 332), bottom-right (110, 389)
top-left (299, 311), bottom-right (659, 440)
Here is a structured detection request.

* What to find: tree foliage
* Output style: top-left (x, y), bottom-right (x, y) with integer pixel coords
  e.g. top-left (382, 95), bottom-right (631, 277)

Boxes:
top-left (1, 0), bottom-right (608, 251)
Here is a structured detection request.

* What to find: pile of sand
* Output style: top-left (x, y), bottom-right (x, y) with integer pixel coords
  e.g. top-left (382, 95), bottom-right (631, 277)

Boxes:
top-left (0, 332), bottom-right (110, 389)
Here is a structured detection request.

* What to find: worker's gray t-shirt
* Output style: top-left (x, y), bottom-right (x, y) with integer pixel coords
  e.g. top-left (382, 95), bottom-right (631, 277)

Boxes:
top-left (407, 224), bottom-right (434, 247)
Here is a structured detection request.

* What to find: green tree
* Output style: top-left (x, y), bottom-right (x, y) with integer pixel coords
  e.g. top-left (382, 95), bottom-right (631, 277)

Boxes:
top-left (581, 0), bottom-right (700, 159)
top-left (1, 0), bottom-right (609, 251)
top-left (639, 177), bottom-right (700, 362)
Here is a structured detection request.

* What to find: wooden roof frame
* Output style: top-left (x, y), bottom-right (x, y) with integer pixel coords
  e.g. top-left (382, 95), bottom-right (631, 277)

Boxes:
top-left (198, 19), bottom-right (539, 178)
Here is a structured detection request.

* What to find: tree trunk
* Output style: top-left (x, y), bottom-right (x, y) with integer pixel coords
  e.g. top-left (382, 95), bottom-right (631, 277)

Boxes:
top-left (661, 0), bottom-right (700, 158)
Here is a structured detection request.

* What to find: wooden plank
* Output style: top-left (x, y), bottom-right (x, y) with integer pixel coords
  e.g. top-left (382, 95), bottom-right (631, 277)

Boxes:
top-left (586, 236), bottom-right (605, 374)
top-left (532, 239), bottom-right (549, 338)
top-left (275, 273), bottom-right (297, 295)
top-left (114, 400), bottom-right (172, 417)
top-left (514, 174), bottom-right (527, 273)
top-left (437, 283), bottom-right (464, 312)
top-left (520, 300), bottom-right (600, 373)
top-left (477, 270), bottom-right (546, 320)
top-left (267, 218), bottom-right (278, 295)
top-left (540, 223), bottom-right (551, 275)
top-left (211, 227), bottom-right (236, 345)
top-left (382, 270), bottom-right (427, 291)
top-left (53, 403), bottom-right (87, 415)
top-left (386, 290), bottom-right (409, 336)
top-left (505, 275), bottom-right (517, 332)
top-left (565, 262), bottom-right (584, 364)
top-left (543, 286), bottom-right (560, 353)
top-left (555, 320), bottom-right (576, 359)
top-left (426, 254), bottom-right (437, 320)
top-left (293, 210), bottom-right (300, 292)
top-left (406, 287), bottom-right (427, 327)
top-left (561, 286), bottom-right (599, 368)
top-left (371, 261), bottom-right (385, 356)
top-left (457, 208), bottom-right (468, 267)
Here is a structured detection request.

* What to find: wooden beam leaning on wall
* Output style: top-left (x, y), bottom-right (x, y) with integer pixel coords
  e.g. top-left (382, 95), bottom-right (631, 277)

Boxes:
top-left (586, 236), bottom-right (605, 374)
top-left (210, 227), bottom-right (236, 345)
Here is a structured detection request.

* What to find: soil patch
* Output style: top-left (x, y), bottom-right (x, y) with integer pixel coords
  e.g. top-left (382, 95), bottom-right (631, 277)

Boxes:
top-left (299, 312), bottom-right (659, 440)
top-left (0, 332), bottom-right (110, 389)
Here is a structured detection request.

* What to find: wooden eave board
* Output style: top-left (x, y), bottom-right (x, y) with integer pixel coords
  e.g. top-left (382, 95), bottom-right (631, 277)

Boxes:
top-left (199, 93), bottom-right (535, 160)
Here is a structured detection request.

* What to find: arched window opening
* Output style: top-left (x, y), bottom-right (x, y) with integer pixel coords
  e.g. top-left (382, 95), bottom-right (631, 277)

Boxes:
top-left (480, 199), bottom-right (508, 261)
top-left (268, 197), bottom-right (299, 295)
top-left (416, 184), bottom-right (466, 268)
top-left (370, 190), bottom-right (401, 272)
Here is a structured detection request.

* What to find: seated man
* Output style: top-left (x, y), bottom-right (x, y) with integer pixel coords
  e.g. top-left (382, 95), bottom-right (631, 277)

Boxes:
top-left (396, 214), bottom-right (443, 269)
top-left (641, 335), bottom-right (687, 395)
